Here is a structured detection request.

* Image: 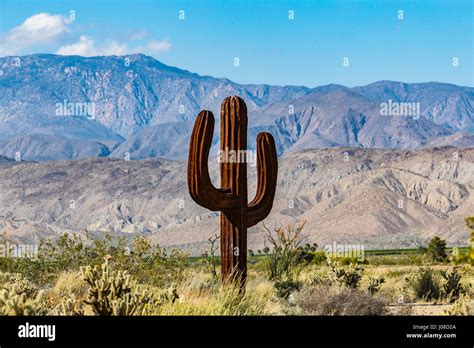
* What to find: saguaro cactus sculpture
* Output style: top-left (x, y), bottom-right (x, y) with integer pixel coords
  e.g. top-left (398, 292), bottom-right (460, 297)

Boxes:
top-left (188, 96), bottom-right (278, 287)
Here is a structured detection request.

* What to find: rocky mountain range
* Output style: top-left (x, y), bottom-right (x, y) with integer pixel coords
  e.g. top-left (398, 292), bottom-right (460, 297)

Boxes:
top-left (0, 54), bottom-right (473, 161)
top-left (0, 54), bottom-right (473, 253)
top-left (0, 147), bottom-right (472, 254)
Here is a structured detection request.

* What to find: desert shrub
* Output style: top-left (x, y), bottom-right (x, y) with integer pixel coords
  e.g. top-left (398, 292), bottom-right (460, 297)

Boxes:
top-left (179, 270), bottom-right (215, 292)
top-left (296, 265), bottom-right (330, 287)
top-left (0, 234), bottom-right (188, 288)
top-left (263, 222), bottom-right (306, 281)
top-left (440, 266), bottom-right (465, 302)
top-left (310, 251), bottom-right (328, 265)
top-left (294, 242), bottom-right (319, 264)
top-left (448, 247), bottom-right (470, 265)
top-left (295, 284), bottom-right (388, 315)
top-left (201, 234), bottom-right (220, 281)
top-left (122, 236), bottom-right (187, 287)
top-left (444, 293), bottom-right (471, 316)
top-left (328, 259), bottom-right (364, 289)
top-left (39, 233), bottom-right (90, 268)
top-left (43, 271), bottom-right (88, 315)
top-left (331, 256), bottom-right (368, 265)
top-left (367, 276), bottom-right (386, 295)
top-left (0, 252), bottom-right (57, 287)
top-left (408, 267), bottom-right (441, 301)
top-left (52, 271), bottom-right (88, 297)
top-left (274, 278), bottom-right (302, 299)
top-left (427, 236), bottom-right (447, 263)
top-left (0, 233), bottom-right (123, 286)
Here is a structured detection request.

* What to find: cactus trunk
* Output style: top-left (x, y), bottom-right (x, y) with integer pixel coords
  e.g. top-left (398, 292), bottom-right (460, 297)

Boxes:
top-left (220, 97), bottom-right (248, 282)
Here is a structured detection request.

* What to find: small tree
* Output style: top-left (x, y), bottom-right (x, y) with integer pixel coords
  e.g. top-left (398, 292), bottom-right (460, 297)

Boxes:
top-left (427, 236), bottom-right (447, 262)
top-left (204, 234), bottom-right (220, 281)
top-left (263, 221), bottom-right (306, 281)
top-left (409, 267), bottom-right (441, 301)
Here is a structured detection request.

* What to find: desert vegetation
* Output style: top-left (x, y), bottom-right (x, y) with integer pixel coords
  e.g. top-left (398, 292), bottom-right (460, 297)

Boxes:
top-left (0, 218), bottom-right (472, 316)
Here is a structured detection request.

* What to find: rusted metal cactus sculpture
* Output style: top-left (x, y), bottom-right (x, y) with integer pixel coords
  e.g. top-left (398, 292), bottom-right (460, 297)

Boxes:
top-left (188, 96), bottom-right (278, 288)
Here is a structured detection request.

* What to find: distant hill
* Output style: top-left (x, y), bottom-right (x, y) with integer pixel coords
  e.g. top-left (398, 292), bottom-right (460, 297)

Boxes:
top-left (0, 147), bottom-right (472, 254)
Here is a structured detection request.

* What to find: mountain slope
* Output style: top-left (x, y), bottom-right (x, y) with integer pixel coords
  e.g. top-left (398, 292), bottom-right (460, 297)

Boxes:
top-left (0, 54), bottom-right (473, 162)
top-left (0, 147), bottom-right (472, 253)
top-left (354, 81), bottom-right (474, 130)
top-left (0, 134), bottom-right (111, 161)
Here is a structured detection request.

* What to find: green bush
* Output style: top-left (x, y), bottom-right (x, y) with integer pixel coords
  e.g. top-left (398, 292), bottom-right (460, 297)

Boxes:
top-left (263, 222), bottom-right (306, 281)
top-left (294, 243), bottom-right (319, 264)
top-left (274, 278), bottom-right (302, 299)
top-left (310, 251), bottom-right (328, 265)
top-left (367, 276), bottom-right (385, 295)
top-left (427, 236), bottom-right (447, 262)
top-left (409, 267), bottom-right (441, 301)
top-left (440, 266), bottom-right (465, 303)
top-left (328, 259), bottom-right (364, 289)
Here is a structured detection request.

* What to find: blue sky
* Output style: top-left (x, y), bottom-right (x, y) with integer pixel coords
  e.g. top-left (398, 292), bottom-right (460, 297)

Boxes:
top-left (0, 0), bottom-right (472, 87)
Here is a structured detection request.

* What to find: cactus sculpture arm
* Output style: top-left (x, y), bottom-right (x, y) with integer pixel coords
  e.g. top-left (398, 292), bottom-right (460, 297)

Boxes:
top-left (187, 96), bottom-right (278, 287)
top-left (247, 132), bottom-right (278, 228)
top-left (188, 110), bottom-right (240, 211)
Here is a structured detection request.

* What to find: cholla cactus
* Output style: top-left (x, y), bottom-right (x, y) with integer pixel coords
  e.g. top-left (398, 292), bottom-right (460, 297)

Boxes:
top-left (50, 296), bottom-right (84, 316)
top-left (367, 276), bottom-right (386, 295)
top-left (0, 272), bottom-right (38, 297)
top-left (81, 256), bottom-right (133, 315)
top-left (444, 293), bottom-right (471, 316)
top-left (328, 259), bottom-right (364, 289)
top-left (80, 256), bottom-right (169, 315)
top-left (0, 283), bottom-right (45, 316)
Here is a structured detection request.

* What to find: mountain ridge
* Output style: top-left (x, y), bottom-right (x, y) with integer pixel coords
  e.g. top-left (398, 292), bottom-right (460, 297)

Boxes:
top-left (0, 54), bottom-right (473, 162)
top-left (0, 146), bottom-right (471, 254)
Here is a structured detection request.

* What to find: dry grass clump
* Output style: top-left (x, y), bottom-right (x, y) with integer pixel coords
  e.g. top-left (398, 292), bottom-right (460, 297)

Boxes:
top-left (154, 273), bottom-right (277, 315)
top-left (293, 284), bottom-right (388, 316)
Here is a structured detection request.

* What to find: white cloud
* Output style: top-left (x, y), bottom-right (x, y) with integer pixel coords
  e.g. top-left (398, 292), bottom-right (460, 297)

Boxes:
top-left (0, 13), bottom-right (171, 57)
top-left (128, 30), bottom-right (148, 41)
top-left (146, 40), bottom-right (172, 53)
top-left (56, 35), bottom-right (129, 56)
top-left (56, 35), bottom-right (96, 56)
top-left (0, 13), bottom-right (71, 56)
top-left (56, 36), bottom-right (171, 57)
